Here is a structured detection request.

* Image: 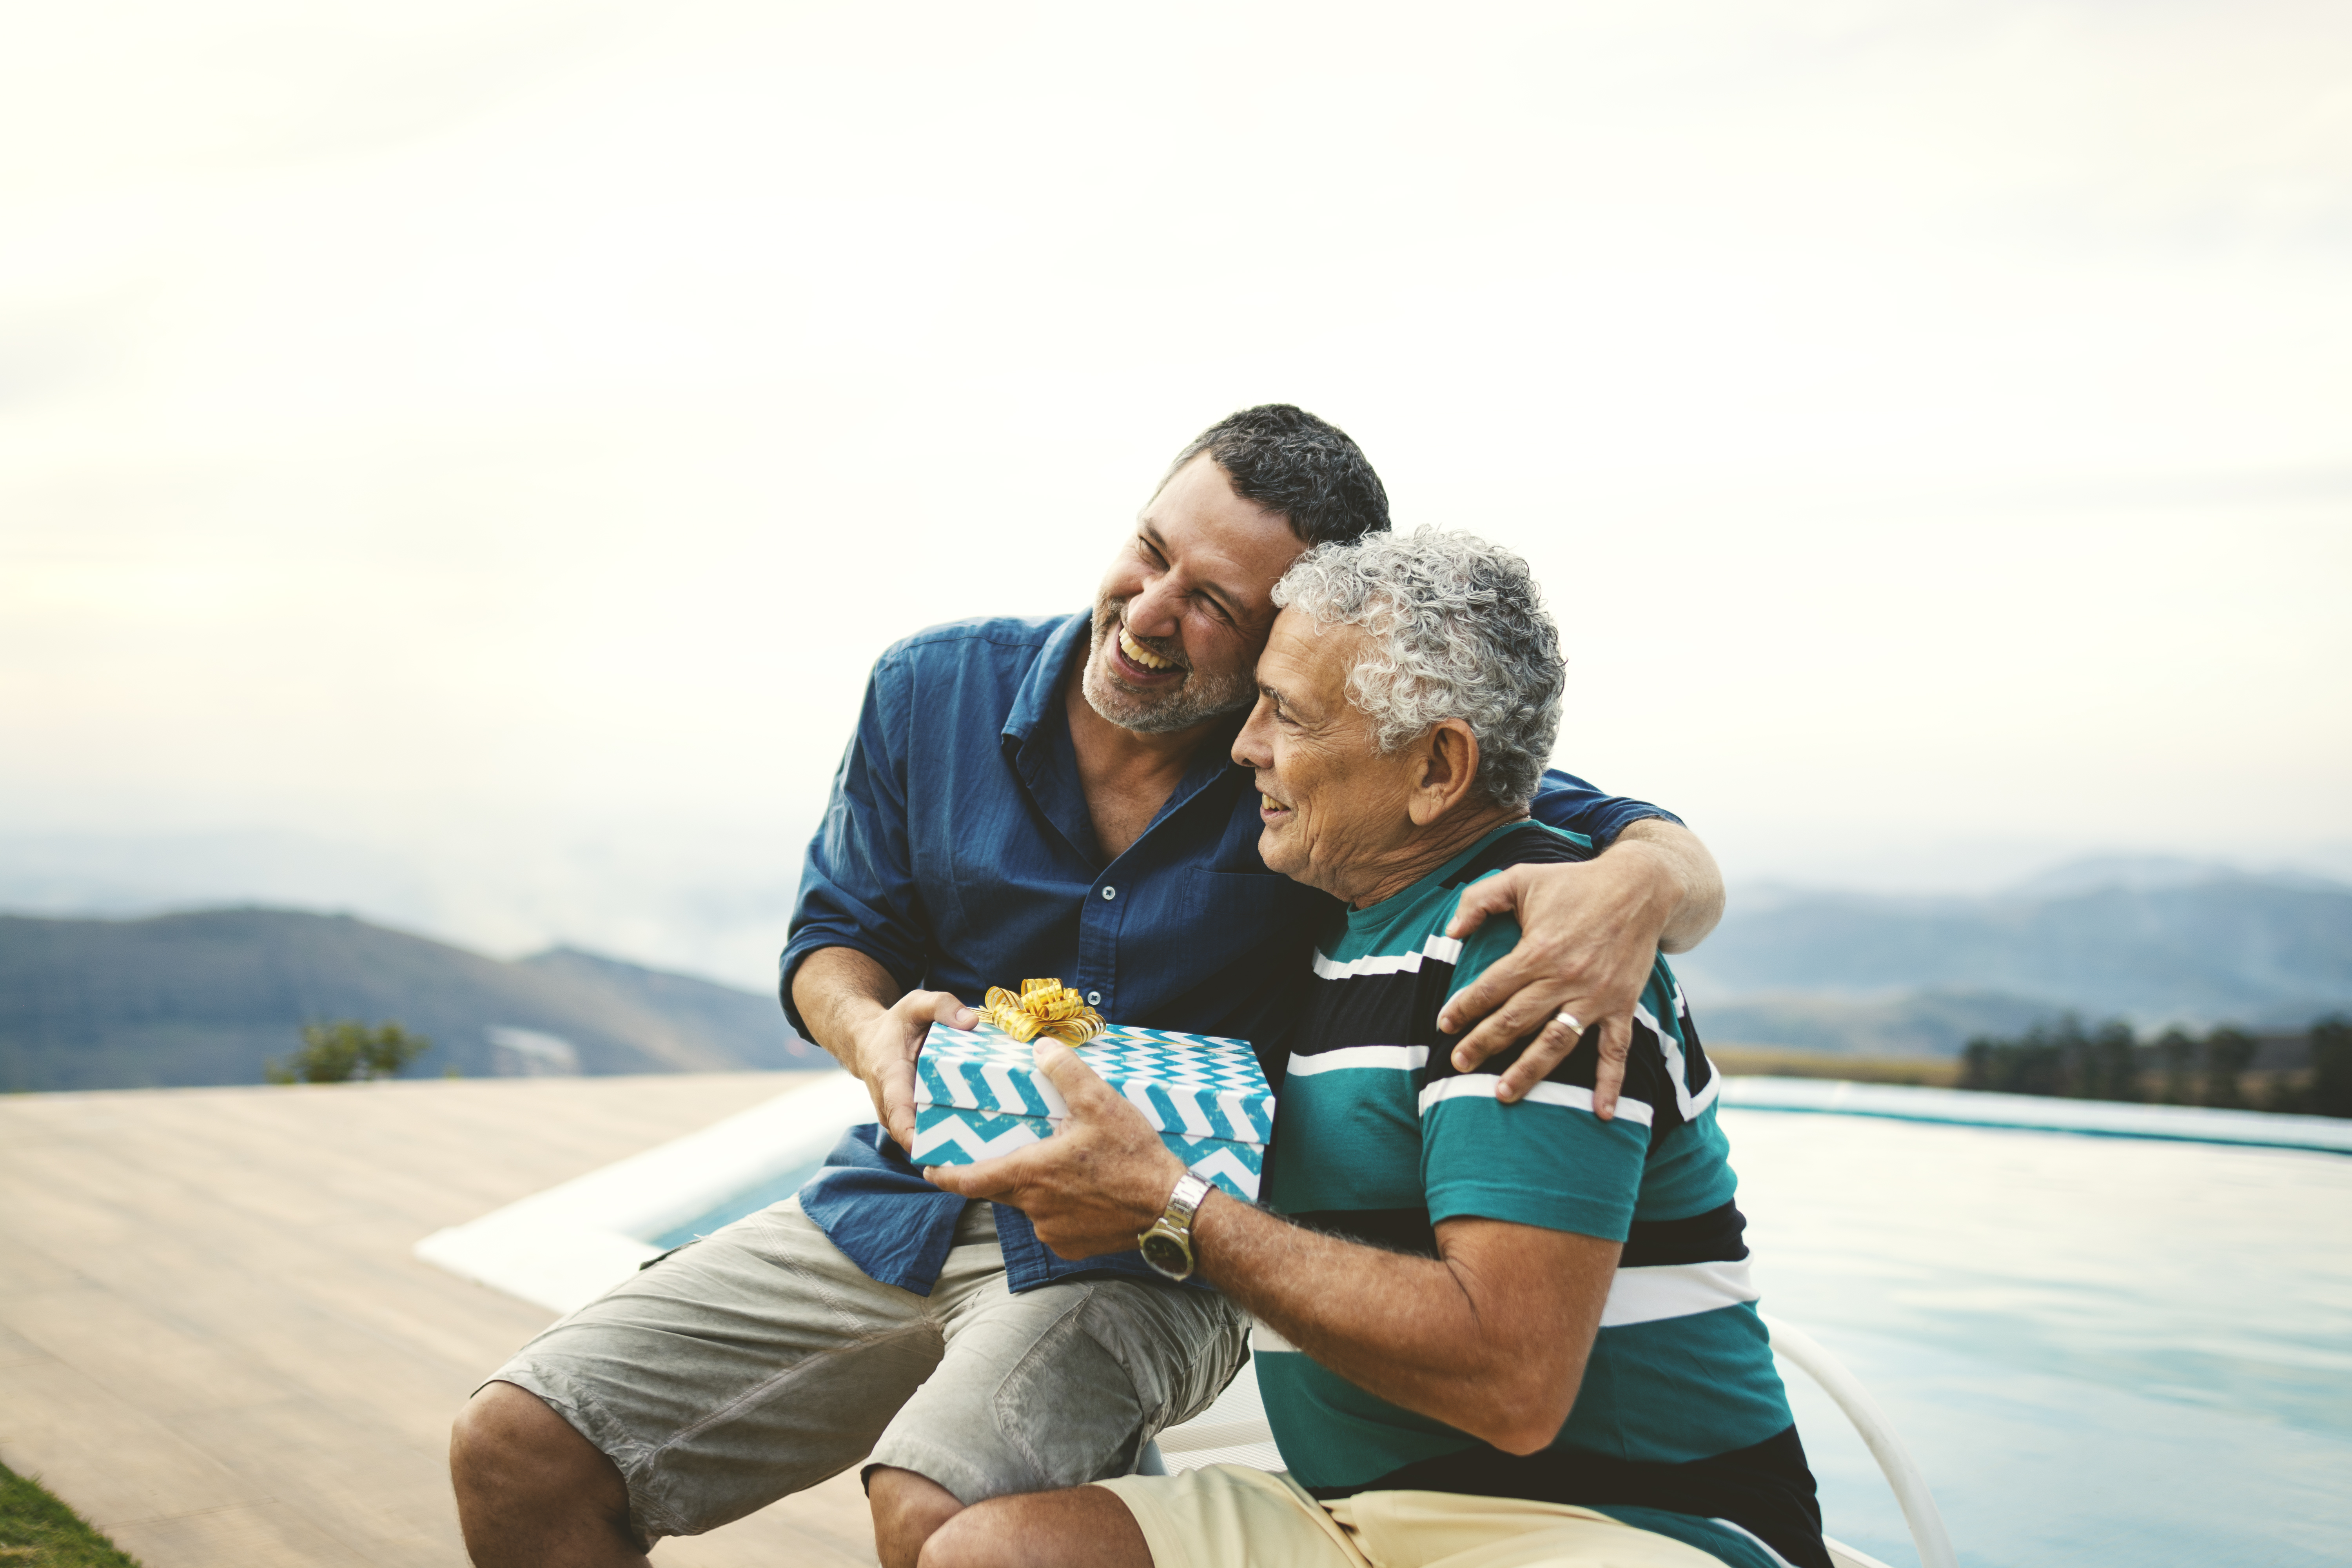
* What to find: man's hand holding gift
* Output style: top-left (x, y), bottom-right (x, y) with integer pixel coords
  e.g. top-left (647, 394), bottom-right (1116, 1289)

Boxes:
top-left (849, 987), bottom-right (979, 1151)
top-left (924, 1041), bottom-right (1186, 1260)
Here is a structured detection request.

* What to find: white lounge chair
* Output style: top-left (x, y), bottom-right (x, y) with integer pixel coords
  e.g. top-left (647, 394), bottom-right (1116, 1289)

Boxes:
top-left (1143, 1314), bottom-right (1956, 1568)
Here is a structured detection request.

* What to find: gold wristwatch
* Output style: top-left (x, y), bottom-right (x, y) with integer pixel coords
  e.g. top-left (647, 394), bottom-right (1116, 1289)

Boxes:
top-left (1137, 1170), bottom-right (1213, 1281)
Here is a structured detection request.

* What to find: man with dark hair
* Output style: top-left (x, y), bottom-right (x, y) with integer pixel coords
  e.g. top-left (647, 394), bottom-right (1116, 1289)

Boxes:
top-left (1169, 403), bottom-right (1394, 547)
top-left (449, 406), bottom-right (1728, 1568)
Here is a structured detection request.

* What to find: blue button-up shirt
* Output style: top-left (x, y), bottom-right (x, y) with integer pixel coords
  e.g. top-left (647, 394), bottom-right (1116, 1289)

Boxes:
top-left (781, 611), bottom-right (1677, 1295)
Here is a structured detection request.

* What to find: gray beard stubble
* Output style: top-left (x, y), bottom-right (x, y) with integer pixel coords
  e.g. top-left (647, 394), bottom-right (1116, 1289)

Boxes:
top-left (1078, 601), bottom-right (1254, 736)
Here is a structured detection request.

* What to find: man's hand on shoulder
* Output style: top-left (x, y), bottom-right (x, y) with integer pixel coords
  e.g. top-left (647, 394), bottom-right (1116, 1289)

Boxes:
top-left (1438, 819), bottom-right (1724, 1117)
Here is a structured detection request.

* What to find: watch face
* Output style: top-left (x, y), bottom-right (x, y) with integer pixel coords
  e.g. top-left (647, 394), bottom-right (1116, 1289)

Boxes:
top-left (1140, 1230), bottom-right (1191, 1277)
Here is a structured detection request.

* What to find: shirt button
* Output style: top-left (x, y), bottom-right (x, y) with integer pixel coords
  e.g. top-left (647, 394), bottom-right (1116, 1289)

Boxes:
top-left (1087, 991), bottom-right (1103, 1007)
top-left (1101, 885), bottom-right (1117, 900)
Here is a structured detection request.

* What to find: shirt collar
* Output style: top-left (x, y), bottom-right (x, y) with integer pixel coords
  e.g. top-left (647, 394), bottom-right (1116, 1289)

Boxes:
top-left (1000, 606), bottom-right (1251, 862)
top-left (1004, 609), bottom-right (1095, 750)
top-left (1343, 816), bottom-right (1540, 934)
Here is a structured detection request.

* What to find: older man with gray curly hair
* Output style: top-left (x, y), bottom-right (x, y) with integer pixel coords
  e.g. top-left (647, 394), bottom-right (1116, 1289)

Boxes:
top-left (1249, 526), bottom-right (1568, 878)
top-left (924, 528), bottom-right (1826, 1568)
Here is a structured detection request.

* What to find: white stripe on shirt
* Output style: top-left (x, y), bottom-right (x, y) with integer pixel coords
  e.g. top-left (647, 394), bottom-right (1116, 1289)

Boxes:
top-left (1601, 1259), bottom-right (1759, 1327)
top-left (1417, 1072), bottom-right (1655, 1127)
top-left (1310, 934), bottom-right (1465, 979)
top-left (1287, 1045), bottom-right (1429, 1076)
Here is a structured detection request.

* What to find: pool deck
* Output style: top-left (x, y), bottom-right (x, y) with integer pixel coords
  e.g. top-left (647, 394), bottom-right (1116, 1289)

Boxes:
top-left (0, 1072), bottom-right (881, 1568)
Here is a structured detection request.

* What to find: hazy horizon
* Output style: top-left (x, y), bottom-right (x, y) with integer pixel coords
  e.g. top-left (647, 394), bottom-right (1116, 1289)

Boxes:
top-left (5, 830), bottom-right (2347, 994)
top-left (5, 1), bottom-right (2348, 991)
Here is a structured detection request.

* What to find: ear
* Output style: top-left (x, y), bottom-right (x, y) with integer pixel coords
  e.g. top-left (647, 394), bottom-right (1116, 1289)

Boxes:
top-left (1406, 720), bottom-right (1483, 826)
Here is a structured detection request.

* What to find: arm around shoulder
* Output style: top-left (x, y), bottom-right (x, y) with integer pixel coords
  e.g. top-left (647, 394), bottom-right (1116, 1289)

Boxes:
top-left (1613, 818), bottom-right (1724, 954)
top-left (1431, 815), bottom-right (1724, 1105)
top-left (792, 947), bottom-right (977, 1150)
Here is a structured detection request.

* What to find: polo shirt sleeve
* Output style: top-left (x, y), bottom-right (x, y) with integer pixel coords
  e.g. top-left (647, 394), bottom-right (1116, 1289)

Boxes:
top-left (779, 644), bottom-right (931, 1036)
top-left (1416, 909), bottom-right (1650, 1244)
top-left (1528, 767), bottom-right (1681, 848)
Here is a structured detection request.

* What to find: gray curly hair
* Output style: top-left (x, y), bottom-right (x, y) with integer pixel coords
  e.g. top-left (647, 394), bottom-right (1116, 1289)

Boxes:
top-left (1271, 528), bottom-right (1564, 809)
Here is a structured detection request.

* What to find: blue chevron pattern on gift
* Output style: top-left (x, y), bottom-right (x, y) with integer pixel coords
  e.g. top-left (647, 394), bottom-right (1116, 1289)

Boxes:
top-left (915, 1021), bottom-right (1275, 1144)
top-left (909, 1103), bottom-right (1265, 1201)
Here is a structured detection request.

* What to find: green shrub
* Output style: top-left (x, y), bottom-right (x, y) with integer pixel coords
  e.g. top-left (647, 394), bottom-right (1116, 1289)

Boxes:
top-left (2201, 1026), bottom-right (2256, 1109)
top-left (264, 1020), bottom-right (431, 1084)
top-left (1964, 1015), bottom-right (2344, 1116)
top-left (1958, 1014), bottom-right (2140, 1100)
top-left (2306, 1014), bottom-right (2351, 1118)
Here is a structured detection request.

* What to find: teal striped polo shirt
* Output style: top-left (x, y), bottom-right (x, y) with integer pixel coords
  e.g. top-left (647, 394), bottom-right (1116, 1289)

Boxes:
top-left (1255, 818), bottom-right (1826, 1568)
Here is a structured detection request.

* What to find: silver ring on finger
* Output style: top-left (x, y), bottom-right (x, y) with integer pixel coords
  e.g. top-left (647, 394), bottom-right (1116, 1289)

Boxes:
top-left (1553, 1011), bottom-right (1582, 1034)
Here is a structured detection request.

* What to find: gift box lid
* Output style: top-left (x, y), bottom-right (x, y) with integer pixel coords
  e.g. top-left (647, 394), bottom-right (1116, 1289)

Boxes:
top-left (916, 1020), bottom-right (1274, 1146)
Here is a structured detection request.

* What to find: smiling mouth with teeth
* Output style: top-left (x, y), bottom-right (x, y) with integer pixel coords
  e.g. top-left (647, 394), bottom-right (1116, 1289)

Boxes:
top-left (1118, 626), bottom-right (1180, 673)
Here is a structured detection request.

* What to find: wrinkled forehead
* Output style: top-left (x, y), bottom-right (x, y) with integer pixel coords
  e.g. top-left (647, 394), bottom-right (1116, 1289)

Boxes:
top-left (1261, 608), bottom-right (1372, 701)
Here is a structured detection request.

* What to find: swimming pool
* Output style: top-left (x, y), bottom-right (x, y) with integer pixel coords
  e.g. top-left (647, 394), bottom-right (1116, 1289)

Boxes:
top-left (1723, 1107), bottom-right (2352, 1568)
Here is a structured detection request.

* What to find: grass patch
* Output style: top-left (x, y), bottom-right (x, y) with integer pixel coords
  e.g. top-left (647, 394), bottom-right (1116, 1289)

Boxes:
top-left (0, 1461), bottom-right (140, 1567)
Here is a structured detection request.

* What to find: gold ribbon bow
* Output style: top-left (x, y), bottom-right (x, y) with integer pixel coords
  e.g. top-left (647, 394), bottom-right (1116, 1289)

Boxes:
top-left (981, 978), bottom-right (1105, 1046)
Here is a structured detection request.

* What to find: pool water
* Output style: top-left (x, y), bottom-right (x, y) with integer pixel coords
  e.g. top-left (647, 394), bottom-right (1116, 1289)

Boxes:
top-left (651, 1159), bottom-right (826, 1250)
top-left (1723, 1109), bottom-right (2352, 1568)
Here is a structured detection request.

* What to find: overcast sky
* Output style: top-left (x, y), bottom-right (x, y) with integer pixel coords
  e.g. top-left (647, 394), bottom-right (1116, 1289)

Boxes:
top-left (4, 0), bottom-right (2348, 987)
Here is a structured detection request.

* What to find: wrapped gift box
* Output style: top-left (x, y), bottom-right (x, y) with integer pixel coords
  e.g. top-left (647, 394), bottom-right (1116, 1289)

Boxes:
top-left (911, 1020), bottom-right (1274, 1200)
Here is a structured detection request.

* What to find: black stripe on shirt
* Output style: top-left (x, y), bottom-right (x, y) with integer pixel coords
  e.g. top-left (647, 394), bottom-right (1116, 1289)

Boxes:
top-left (1291, 966), bottom-right (1454, 1056)
top-left (1673, 989), bottom-right (1718, 1109)
top-left (1285, 818), bottom-right (1719, 1152)
top-left (1424, 1015), bottom-right (1685, 1149)
top-left (1289, 1203), bottom-right (1748, 1268)
top-left (1621, 1200), bottom-right (1750, 1268)
top-left (1440, 820), bottom-right (1600, 885)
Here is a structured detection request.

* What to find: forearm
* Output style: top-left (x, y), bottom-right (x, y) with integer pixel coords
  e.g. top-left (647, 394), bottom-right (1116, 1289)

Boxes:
top-left (1191, 1197), bottom-right (1579, 1452)
top-left (798, 951), bottom-right (974, 1149)
top-left (791, 947), bottom-right (902, 1070)
top-left (1613, 819), bottom-right (1724, 954)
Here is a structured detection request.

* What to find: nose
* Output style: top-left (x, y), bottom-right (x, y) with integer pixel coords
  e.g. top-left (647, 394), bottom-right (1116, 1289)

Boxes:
top-left (1232, 694), bottom-right (1274, 771)
top-left (1124, 572), bottom-right (1184, 641)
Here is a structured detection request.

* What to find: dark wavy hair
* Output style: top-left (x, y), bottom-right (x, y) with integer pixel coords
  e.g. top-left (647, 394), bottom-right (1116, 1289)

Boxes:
top-left (1165, 404), bottom-right (1390, 546)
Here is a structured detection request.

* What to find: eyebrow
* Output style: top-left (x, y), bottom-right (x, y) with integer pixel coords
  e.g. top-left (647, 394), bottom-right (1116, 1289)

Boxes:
top-left (1140, 521), bottom-right (1246, 626)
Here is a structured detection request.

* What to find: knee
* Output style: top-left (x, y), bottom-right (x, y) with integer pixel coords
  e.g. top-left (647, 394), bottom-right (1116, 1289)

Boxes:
top-left (921, 1488), bottom-right (1147, 1568)
top-left (450, 1382), bottom-right (596, 1499)
top-left (913, 1504), bottom-right (991, 1568)
top-left (869, 1467), bottom-right (964, 1568)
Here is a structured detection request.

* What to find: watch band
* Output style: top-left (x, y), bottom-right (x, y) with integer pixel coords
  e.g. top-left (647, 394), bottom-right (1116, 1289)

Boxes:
top-left (1137, 1170), bottom-right (1213, 1281)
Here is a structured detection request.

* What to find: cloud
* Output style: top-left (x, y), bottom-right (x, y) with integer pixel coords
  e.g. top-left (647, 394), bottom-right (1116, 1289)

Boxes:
top-left (2, 0), bottom-right (2347, 980)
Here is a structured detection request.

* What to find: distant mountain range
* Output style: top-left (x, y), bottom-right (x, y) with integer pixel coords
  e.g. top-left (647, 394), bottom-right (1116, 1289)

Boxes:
top-left (1679, 859), bottom-right (2352, 1054)
top-left (8, 856), bottom-right (2348, 1083)
top-left (0, 907), bottom-right (817, 1092)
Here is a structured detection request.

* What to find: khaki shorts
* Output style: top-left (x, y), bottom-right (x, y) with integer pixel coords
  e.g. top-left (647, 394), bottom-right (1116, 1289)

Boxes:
top-left (1095, 1465), bottom-right (1737, 1568)
top-left (488, 1198), bottom-right (1249, 1547)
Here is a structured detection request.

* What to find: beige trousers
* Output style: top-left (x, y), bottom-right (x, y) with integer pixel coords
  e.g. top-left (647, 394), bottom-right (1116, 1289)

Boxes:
top-left (1095, 1464), bottom-right (1739, 1568)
